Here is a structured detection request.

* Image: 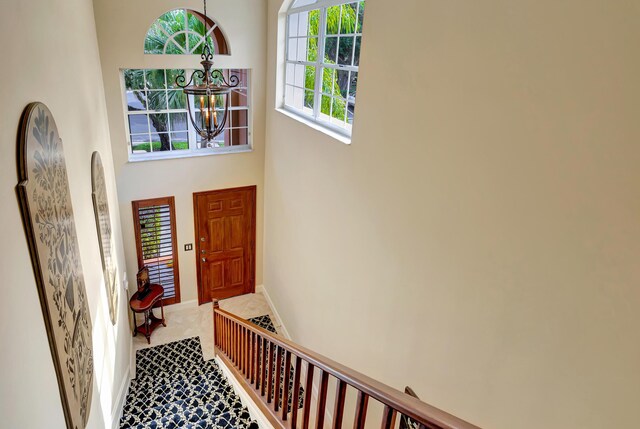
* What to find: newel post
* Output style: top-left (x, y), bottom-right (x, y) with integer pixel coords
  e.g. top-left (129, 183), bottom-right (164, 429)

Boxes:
top-left (213, 299), bottom-right (219, 356)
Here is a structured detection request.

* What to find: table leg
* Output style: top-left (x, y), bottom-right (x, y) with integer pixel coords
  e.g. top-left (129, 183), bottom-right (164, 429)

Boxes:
top-left (161, 299), bottom-right (166, 327)
top-left (145, 310), bottom-right (150, 344)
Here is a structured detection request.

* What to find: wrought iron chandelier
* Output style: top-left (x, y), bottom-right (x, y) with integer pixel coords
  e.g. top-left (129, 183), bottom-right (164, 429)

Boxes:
top-left (176, 0), bottom-right (239, 144)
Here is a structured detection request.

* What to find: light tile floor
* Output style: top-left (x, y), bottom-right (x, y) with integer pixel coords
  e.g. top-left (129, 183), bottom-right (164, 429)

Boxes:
top-left (131, 291), bottom-right (280, 365)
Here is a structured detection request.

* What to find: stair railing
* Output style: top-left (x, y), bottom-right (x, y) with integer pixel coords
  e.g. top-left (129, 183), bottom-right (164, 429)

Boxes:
top-left (213, 301), bottom-right (480, 429)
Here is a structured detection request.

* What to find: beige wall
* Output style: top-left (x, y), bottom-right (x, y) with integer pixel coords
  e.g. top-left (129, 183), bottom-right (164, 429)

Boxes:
top-left (0, 0), bottom-right (131, 427)
top-left (93, 0), bottom-right (267, 303)
top-left (264, 1), bottom-right (640, 428)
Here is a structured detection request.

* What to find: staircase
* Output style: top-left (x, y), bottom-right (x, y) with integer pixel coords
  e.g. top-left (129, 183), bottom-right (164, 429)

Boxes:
top-left (120, 337), bottom-right (259, 429)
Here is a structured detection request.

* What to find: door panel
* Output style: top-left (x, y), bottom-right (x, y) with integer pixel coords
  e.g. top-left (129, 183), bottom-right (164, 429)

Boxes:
top-left (194, 186), bottom-right (256, 303)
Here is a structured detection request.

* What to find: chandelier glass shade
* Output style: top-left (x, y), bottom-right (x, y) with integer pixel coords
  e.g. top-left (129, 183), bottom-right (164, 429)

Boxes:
top-left (175, 0), bottom-right (238, 143)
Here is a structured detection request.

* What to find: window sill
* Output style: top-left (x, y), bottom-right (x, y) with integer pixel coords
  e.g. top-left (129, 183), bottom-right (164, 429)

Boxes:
top-left (276, 108), bottom-right (351, 145)
top-left (127, 145), bottom-right (253, 163)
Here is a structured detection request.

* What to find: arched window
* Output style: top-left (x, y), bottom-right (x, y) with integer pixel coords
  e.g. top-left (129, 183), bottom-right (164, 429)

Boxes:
top-left (284, 0), bottom-right (365, 138)
top-left (145, 9), bottom-right (230, 55)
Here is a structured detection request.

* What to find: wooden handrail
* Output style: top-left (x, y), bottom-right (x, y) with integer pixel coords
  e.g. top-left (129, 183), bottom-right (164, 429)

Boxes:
top-left (213, 302), bottom-right (481, 429)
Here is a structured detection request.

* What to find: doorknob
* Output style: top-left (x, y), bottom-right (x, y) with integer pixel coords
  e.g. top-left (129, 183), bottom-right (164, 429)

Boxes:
top-left (201, 257), bottom-right (206, 262)
top-left (200, 237), bottom-right (205, 242)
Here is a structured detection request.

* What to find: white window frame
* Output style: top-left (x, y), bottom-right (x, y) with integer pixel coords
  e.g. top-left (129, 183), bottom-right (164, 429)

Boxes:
top-left (120, 68), bottom-right (253, 162)
top-left (283, 0), bottom-right (363, 140)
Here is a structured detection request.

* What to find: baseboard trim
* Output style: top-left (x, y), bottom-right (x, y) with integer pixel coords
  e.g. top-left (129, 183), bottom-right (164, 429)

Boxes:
top-left (215, 355), bottom-right (275, 429)
top-left (111, 366), bottom-right (131, 429)
top-left (256, 284), bottom-right (291, 339)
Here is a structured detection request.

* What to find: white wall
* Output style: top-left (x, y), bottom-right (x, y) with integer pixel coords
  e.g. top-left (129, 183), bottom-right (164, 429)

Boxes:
top-left (264, 1), bottom-right (640, 428)
top-left (0, 0), bottom-right (131, 427)
top-left (93, 0), bottom-right (267, 304)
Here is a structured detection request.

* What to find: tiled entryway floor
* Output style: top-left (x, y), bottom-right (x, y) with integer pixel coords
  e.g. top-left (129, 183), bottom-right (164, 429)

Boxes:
top-left (131, 291), bottom-right (281, 364)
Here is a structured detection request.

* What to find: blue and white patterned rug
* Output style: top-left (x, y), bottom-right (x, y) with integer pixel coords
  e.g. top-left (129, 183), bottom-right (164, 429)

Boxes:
top-left (121, 337), bottom-right (258, 429)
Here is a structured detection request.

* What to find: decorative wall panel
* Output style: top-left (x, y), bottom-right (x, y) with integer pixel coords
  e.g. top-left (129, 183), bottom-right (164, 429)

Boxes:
top-left (91, 151), bottom-right (118, 325)
top-left (16, 102), bottom-right (93, 429)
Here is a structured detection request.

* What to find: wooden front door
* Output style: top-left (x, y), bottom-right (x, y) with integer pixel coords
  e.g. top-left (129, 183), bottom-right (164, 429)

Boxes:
top-left (194, 186), bottom-right (256, 303)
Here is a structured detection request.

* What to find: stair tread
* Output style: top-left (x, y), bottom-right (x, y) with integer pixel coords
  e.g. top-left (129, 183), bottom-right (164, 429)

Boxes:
top-left (122, 337), bottom-right (257, 429)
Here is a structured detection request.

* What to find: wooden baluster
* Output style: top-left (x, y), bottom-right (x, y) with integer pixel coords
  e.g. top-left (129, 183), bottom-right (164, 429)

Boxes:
top-left (247, 329), bottom-right (252, 378)
top-left (316, 371), bottom-right (329, 428)
top-left (333, 379), bottom-right (347, 429)
top-left (353, 391), bottom-right (369, 429)
top-left (261, 337), bottom-right (267, 396)
top-left (224, 318), bottom-right (228, 354)
top-left (267, 342), bottom-right (275, 403)
top-left (232, 322), bottom-right (239, 365)
top-left (380, 405), bottom-right (397, 429)
top-left (253, 333), bottom-right (259, 386)
top-left (274, 346), bottom-right (283, 411)
top-left (236, 324), bottom-right (240, 365)
top-left (282, 351), bottom-right (292, 420)
top-left (228, 320), bottom-right (232, 359)
top-left (241, 327), bottom-right (247, 375)
top-left (291, 356), bottom-right (302, 429)
top-left (247, 331), bottom-right (253, 384)
top-left (302, 363), bottom-right (315, 429)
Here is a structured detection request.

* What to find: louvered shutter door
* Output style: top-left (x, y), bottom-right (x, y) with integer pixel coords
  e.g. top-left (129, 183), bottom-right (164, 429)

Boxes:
top-left (133, 197), bottom-right (181, 304)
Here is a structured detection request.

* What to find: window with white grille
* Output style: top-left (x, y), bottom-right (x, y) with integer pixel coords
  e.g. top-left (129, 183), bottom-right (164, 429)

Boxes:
top-left (284, 0), bottom-right (365, 137)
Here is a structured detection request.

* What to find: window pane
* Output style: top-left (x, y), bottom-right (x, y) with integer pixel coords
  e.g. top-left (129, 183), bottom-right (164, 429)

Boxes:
top-left (294, 87), bottom-right (304, 110)
top-left (322, 67), bottom-right (336, 95)
top-left (309, 9), bottom-right (320, 37)
top-left (305, 66), bottom-right (316, 90)
top-left (287, 38), bottom-right (297, 61)
top-left (147, 91), bottom-right (167, 111)
top-left (166, 69), bottom-right (186, 88)
top-left (230, 110), bottom-right (248, 128)
top-left (169, 112), bottom-right (188, 132)
top-left (340, 3), bottom-right (357, 34)
top-left (354, 35), bottom-right (361, 66)
top-left (307, 37), bottom-right (318, 62)
top-left (151, 133), bottom-right (172, 152)
top-left (324, 37), bottom-right (338, 63)
top-left (298, 11), bottom-right (309, 36)
top-left (230, 69), bottom-right (249, 88)
top-left (145, 69), bottom-right (166, 89)
top-left (124, 69), bottom-right (145, 90)
top-left (167, 90), bottom-right (186, 109)
top-left (230, 88), bottom-right (248, 107)
top-left (332, 97), bottom-right (347, 122)
top-left (297, 38), bottom-right (308, 62)
top-left (326, 5), bottom-right (340, 35)
top-left (131, 134), bottom-right (151, 153)
top-left (336, 69), bottom-right (349, 98)
top-left (286, 63), bottom-right (295, 85)
top-left (338, 36), bottom-right (354, 65)
top-left (289, 13), bottom-right (299, 37)
top-left (127, 91), bottom-right (146, 111)
top-left (170, 132), bottom-right (189, 150)
top-left (349, 71), bottom-right (358, 99)
top-left (320, 94), bottom-right (332, 118)
top-left (357, 1), bottom-right (365, 33)
top-left (172, 33), bottom-right (187, 53)
top-left (294, 64), bottom-right (305, 87)
top-left (304, 90), bottom-right (314, 110)
top-left (128, 114), bottom-right (149, 134)
top-left (347, 100), bottom-right (355, 124)
top-left (235, 128), bottom-right (248, 146)
top-left (149, 113), bottom-right (169, 134)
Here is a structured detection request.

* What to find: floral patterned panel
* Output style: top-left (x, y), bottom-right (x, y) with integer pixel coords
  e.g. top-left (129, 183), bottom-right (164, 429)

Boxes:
top-left (16, 102), bottom-right (93, 429)
top-left (91, 151), bottom-right (118, 325)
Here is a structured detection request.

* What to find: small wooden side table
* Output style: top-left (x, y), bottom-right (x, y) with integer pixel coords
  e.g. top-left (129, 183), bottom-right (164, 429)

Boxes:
top-left (130, 283), bottom-right (166, 344)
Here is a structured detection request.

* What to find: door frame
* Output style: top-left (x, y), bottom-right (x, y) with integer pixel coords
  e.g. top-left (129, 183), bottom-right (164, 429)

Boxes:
top-left (193, 185), bottom-right (257, 305)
